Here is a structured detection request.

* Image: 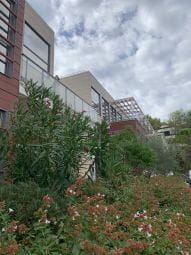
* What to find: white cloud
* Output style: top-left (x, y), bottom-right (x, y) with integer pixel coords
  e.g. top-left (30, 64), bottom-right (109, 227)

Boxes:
top-left (27, 0), bottom-right (191, 120)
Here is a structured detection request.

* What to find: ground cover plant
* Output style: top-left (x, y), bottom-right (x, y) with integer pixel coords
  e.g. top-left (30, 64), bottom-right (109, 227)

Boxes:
top-left (0, 176), bottom-right (191, 254)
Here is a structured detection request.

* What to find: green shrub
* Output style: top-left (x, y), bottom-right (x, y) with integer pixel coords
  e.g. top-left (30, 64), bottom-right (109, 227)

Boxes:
top-left (3, 81), bottom-right (93, 189)
top-left (0, 182), bottom-right (67, 224)
top-left (107, 127), bottom-right (157, 176)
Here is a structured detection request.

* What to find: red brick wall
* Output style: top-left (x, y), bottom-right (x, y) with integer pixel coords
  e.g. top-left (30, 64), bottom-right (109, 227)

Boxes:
top-left (0, 0), bottom-right (25, 111)
top-left (110, 120), bottom-right (146, 136)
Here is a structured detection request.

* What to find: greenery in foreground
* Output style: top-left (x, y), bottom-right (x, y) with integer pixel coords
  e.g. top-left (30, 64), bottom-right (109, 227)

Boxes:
top-left (0, 81), bottom-right (190, 254)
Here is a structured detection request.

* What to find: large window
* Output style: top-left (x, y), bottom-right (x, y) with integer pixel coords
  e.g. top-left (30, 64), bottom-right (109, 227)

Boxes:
top-left (0, 0), bottom-right (16, 76)
top-left (23, 23), bottom-right (49, 71)
top-left (91, 88), bottom-right (101, 115)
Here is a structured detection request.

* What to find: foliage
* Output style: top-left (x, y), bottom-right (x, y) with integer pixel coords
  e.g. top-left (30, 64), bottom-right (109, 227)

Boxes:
top-left (168, 110), bottom-right (189, 133)
top-left (0, 176), bottom-right (191, 254)
top-left (89, 121), bottom-right (111, 178)
top-left (2, 81), bottom-right (93, 189)
top-left (147, 136), bottom-right (182, 175)
top-left (107, 127), bottom-right (157, 176)
top-left (0, 182), bottom-right (67, 224)
top-left (145, 115), bottom-right (164, 130)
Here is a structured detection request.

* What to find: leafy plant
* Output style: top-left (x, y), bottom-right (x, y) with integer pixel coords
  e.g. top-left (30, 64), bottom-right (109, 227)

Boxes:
top-left (4, 81), bottom-right (92, 189)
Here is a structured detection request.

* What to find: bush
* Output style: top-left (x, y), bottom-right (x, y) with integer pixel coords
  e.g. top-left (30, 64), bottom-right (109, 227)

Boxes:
top-left (3, 81), bottom-right (93, 189)
top-left (0, 176), bottom-right (191, 254)
top-left (107, 128), bottom-right (157, 176)
top-left (0, 182), bottom-right (67, 224)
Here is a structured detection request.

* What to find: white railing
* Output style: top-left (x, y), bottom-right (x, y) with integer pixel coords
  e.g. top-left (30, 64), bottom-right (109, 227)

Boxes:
top-left (20, 56), bottom-right (101, 123)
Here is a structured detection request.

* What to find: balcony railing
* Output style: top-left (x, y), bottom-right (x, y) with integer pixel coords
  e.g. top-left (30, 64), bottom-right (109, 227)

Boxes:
top-left (20, 55), bottom-right (101, 123)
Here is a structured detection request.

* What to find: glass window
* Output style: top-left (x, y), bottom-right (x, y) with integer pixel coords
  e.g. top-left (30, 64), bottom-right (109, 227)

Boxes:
top-left (102, 98), bottom-right (110, 121)
top-left (43, 73), bottom-right (55, 89)
top-left (0, 19), bottom-right (9, 38)
top-left (24, 23), bottom-right (49, 64)
top-left (0, 58), bottom-right (6, 73)
top-left (27, 60), bottom-right (43, 84)
top-left (1, 0), bottom-right (11, 9)
top-left (91, 88), bottom-right (100, 115)
top-left (0, 1), bottom-right (16, 76)
top-left (54, 82), bottom-right (66, 103)
top-left (0, 3), bottom-right (10, 19)
top-left (23, 46), bottom-right (48, 71)
top-left (0, 54), bottom-right (12, 76)
top-left (67, 90), bottom-right (75, 110)
top-left (0, 109), bottom-right (7, 128)
top-left (0, 40), bottom-right (7, 55)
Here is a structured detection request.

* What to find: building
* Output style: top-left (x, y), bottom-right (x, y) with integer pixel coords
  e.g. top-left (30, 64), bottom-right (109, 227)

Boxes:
top-left (61, 72), bottom-right (154, 135)
top-left (0, 1), bottom-right (153, 135)
top-left (157, 125), bottom-right (175, 140)
top-left (0, 0), bottom-right (54, 127)
top-left (0, 0), bottom-right (25, 128)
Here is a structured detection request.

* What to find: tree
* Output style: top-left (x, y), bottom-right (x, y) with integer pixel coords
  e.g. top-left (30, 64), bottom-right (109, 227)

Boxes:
top-left (145, 115), bottom-right (163, 130)
top-left (147, 136), bottom-right (182, 175)
top-left (168, 110), bottom-right (186, 133)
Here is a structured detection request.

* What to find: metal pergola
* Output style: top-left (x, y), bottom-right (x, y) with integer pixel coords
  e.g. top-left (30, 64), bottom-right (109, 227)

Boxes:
top-left (111, 97), bottom-right (154, 134)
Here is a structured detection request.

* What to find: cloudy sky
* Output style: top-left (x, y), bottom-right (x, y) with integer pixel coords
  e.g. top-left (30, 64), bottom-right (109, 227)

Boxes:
top-left (27, 0), bottom-right (191, 120)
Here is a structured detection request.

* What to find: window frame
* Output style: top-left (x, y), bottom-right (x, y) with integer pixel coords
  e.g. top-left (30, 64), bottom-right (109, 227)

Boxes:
top-left (23, 22), bottom-right (50, 72)
top-left (0, 109), bottom-right (7, 129)
top-left (102, 97), bottom-right (110, 121)
top-left (0, 0), bottom-right (16, 77)
top-left (91, 87), bottom-right (101, 115)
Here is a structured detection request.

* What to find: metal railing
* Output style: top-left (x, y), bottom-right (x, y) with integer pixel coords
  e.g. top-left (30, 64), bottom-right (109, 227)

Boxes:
top-left (20, 55), bottom-right (101, 123)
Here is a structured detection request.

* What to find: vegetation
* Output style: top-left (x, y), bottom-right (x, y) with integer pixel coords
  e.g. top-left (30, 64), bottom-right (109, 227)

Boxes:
top-left (0, 176), bottom-right (191, 254)
top-left (0, 81), bottom-right (191, 254)
top-left (145, 115), bottom-right (165, 130)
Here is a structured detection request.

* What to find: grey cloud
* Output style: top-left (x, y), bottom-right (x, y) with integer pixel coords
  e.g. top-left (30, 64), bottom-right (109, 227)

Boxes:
top-left (26, 0), bottom-right (191, 120)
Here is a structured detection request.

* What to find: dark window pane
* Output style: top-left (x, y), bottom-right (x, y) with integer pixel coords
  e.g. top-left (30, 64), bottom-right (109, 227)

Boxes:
top-left (91, 88), bottom-right (100, 115)
top-left (0, 109), bottom-right (7, 128)
top-left (24, 24), bottom-right (49, 63)
top-left (102, 98), bottom-right (110, 121)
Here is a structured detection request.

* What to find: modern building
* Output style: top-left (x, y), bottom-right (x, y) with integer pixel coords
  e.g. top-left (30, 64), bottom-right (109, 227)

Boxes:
top-left (157, 125), bottom-right (175, 140)
top-left (61, 72), bottom-right (154, 135)
top-left (0, 0), bottom-right (153, 135)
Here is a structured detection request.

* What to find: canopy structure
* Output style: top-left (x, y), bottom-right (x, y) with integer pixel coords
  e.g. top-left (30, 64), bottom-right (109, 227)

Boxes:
top-left (111, 97), bottom-right (154, 134)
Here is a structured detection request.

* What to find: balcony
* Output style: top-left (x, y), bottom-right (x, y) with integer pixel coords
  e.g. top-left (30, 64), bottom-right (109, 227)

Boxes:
top-left (20, 56), bottom-right (101, 123)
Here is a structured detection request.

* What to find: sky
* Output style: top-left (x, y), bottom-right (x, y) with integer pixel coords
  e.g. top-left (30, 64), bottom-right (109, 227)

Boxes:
top-left (27, 0), bottom-right (191, 120)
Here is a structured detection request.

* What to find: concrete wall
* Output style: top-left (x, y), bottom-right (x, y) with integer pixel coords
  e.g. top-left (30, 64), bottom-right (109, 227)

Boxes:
top-left (61, 71), bottom-right (114, 105)
top-left (24, 2), bottom-right (54, 75)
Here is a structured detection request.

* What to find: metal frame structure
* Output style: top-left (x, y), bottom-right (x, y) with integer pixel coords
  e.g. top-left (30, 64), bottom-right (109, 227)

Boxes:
top-left (111, 97), bottom-right (154, 134)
